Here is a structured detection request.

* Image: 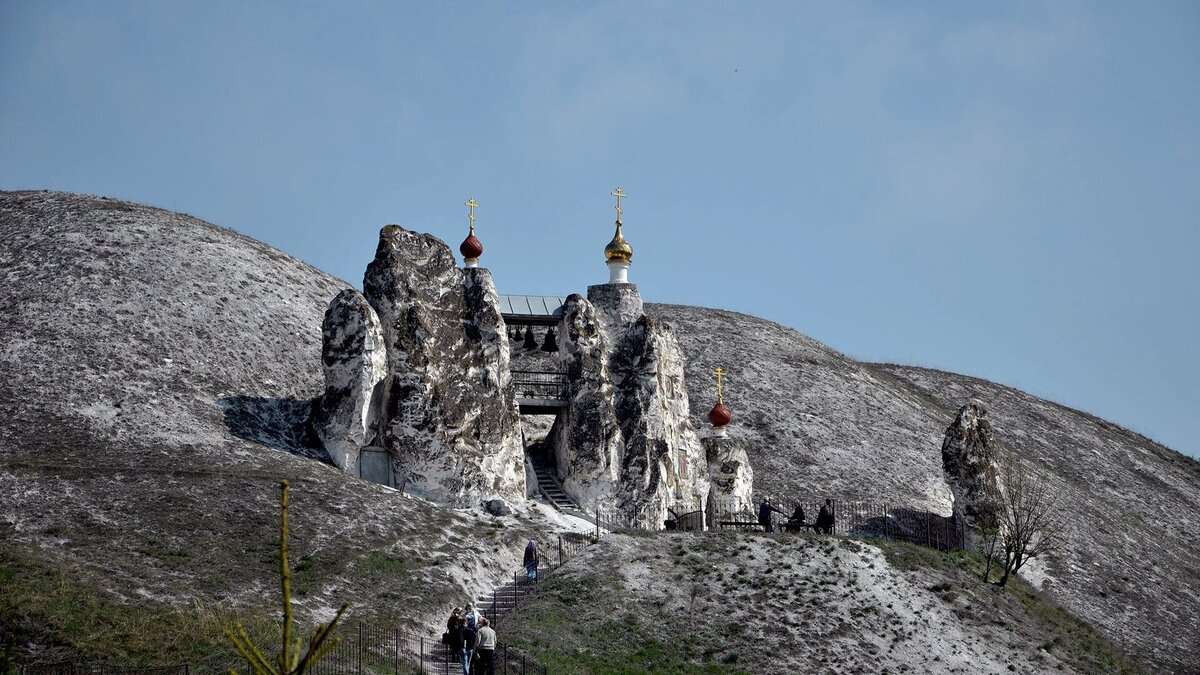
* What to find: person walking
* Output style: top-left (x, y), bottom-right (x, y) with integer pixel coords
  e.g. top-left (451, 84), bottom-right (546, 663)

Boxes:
top-left (464, 603), bottom-right (482, 629)
top-left (445, 612), bottom-right (465, 669)
top-left (459, 615), bottom-right (478, 675)
top-left (758, 497), bottom-right (786, 532)
top-left (475, 618), bottom-right (497, 675)
top-left (523, 540), bottom-right (539, 582)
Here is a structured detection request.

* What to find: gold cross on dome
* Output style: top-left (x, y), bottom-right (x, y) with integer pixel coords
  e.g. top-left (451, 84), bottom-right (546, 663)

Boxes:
top-left (465, 198), bottom-right (479, 233)
top-left (714, 367), bottom-right (726, 403)
top-left (610, 186), bottom-right (627, 223)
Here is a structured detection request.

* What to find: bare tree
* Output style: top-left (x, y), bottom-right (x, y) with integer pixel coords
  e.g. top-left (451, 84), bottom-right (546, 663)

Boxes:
top-left (987, 455), bottom-right (1062, 587)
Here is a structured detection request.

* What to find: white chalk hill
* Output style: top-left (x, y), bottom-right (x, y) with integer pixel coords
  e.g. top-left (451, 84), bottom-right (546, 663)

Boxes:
top-left (1, 191), bottom-right (1196, 672)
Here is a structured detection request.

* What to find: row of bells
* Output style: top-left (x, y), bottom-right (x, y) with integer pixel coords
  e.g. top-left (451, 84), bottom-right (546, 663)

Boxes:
top-left (508, 325), bottom-right (558, 352)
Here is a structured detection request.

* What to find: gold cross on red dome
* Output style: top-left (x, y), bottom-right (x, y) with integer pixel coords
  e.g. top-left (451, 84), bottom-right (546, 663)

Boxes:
top-left (714, 367), bottom-right (726, 404)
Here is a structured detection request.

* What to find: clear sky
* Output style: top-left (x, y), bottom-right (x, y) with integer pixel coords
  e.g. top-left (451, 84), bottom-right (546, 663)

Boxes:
top-left (2, 2), bottom-right (1197, 457)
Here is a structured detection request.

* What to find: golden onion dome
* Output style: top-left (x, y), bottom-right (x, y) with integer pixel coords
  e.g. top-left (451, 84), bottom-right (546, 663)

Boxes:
top-left (604, 221), bottom-right (633, 263)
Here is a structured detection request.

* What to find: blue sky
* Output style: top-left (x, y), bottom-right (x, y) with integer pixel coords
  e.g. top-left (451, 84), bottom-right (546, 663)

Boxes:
top-left (2, 1), bottom-right (1197, 457)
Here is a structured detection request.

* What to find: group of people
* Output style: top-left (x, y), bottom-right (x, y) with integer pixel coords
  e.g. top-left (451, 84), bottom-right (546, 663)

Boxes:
top-left (758, 497), bottom-right (836, 534)
top-left (442, 539), bottom-right (539, 675)
top-left (444, 603), bottom-right (497, 675)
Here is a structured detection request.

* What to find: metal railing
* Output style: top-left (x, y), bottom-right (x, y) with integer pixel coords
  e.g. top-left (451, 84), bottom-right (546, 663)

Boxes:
top-left (310, 623), bottom-right (545, 675)
top-left (511, 371), bottom-right (567, 401)
top-left (485, 533), bottom-right (594, 633)
top-left (711, 496), bottom-right (965, 552)
top-left (18, 666), bottom-right (189, 675)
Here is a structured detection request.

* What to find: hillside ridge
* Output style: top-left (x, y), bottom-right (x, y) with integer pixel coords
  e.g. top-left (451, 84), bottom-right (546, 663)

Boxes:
top-left (2, 191), bottom-right (1197, 672)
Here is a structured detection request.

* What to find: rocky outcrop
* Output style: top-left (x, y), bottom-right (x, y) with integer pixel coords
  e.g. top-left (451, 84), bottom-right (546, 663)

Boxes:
top-left (550, 286), bottom-right (712, 528)
top-left (941, 400), bottom-right (1004, 547)
top-left (324, 225), bottom-right (525, 505)
top-left (315, 289), bottom-right (388, 474)
top-left (703, 435), bottom-right (754, 518)
top-left (549, 294), bottom-right (623, 507)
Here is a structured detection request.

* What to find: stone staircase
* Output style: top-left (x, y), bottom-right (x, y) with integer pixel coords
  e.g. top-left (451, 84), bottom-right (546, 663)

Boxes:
top-left (532, 463), bottom-right (580, 511)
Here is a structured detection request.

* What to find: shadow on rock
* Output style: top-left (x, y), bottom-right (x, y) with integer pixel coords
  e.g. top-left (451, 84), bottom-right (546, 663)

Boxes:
top-left (216, 395), bottom-right (331, 463)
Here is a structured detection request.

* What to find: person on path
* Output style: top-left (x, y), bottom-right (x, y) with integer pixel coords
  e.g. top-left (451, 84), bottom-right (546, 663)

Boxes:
top-left (785, 503), bottom-right (807, 533)
top-left (446, 612), bottom-right (465, 665)
top-left (817, 499), bottom-right (835, 534)
top-left (475, 618), bottom-right (497, 675)
top-left (758, 497), bottom-right (786, 532)
top-left (459, 617), bottom-right (478, 675)
top-left (465, 603), bottom-right (481, 630)
top-left (523, 540), bottom-right (539, 582)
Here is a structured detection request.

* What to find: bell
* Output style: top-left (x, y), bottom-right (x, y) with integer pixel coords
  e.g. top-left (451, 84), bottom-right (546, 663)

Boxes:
top-left (523, 326), bottom-right (538, 350)
top-left (541, 326), bottom-right (558, 352)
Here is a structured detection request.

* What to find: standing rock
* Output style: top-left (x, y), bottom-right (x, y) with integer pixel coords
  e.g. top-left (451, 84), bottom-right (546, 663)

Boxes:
top-left (358, 225), bottom-right (525, 505)
top-left (548, 294), bottom-right (624, 507)
top-left (549, 286), bottom-right (712, 528)
top-left (942, 400), bottom-right (1004, 548)
top-left (703, 434), bottom-right (754, 524)
top-left (609, 314), bottom-right (709, 528)
top-left (315, 289), bottom-right (387, 475)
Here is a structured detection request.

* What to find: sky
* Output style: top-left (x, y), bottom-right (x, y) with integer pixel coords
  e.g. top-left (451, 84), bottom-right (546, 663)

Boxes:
top-left (2, 1), bottom-right (1197, 457)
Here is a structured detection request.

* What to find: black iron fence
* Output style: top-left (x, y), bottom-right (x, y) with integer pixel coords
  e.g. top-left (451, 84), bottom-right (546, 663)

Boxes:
top-left (711, 496), bottom-right (964, 552)
top-left (484, 532), bottom-right (594, 633)
top-left (18, 665), bottom-right (189, 675)
top-left (511, 371), bottom-right (567, 401)
top-left (310, 623), bottom-right (544, 675)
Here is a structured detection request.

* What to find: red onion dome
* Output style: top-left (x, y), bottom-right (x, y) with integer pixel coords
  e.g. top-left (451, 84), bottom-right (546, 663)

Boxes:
top-left (460, 233), bottom-right (484, 260)
top-left (708, 402), bottom-right (732, 428)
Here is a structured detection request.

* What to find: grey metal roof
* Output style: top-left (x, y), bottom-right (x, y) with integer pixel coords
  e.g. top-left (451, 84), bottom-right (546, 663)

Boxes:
top-left (499, 295), bottom-right (568, 319)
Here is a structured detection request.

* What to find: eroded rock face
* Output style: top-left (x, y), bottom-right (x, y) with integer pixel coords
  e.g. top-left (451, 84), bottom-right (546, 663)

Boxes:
top-left (703, 435), bottom-right (754, 517)
top-left (315, 289), bottom-right (388, 474)
top-left (329, 225), bottom-right (525, 505)
top-left (942, 399), bottom-right (1004, 546)
top-left (550, 286), bottom-right (712, 527)
top-left (549, 294), bottom-right (623, 507)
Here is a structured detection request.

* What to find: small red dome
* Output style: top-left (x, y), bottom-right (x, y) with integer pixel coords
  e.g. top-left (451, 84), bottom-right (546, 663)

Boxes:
top-left (708, 402), bottom-right (732, 428)
top-left (460, 233), bottom-right (483, 260)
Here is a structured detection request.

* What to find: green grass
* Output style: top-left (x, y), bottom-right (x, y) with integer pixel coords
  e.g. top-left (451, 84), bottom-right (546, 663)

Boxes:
top-left (356, 551), bottom-right (419, 576)
top-left (505, 603), bottom-right (748, 675)
top-left (1006, 579), bottom-right (1139, 674)
top-left (879, 540), bottom-right (1139, 674)
top-left (0, 546), bottom-right (281, 670)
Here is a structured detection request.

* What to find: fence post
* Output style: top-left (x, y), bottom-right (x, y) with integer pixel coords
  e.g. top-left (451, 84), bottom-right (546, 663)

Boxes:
top-left (558, 534), bottom-right (564, 566)
top-left (420, 636), bottom-right (425, 674)
top-left (884, 504), bottom-right (890, 541)
top-left (394, 627), bottom-right (400, 674)
top-left (357, 621), bottom-right (363, 675)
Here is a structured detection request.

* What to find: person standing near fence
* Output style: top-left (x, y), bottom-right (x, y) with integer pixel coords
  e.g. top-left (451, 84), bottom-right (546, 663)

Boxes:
top-left (475, 618), bottom-right (497, 675)
top-left (758, 497), bottom-right (786, 532)
top-left (524, 539), bottom-right (539, 582)
top-left (459, 615), bottom-right (478, 675)
top-left (816, 499), bottom-right (835, 534)
top-left (785, 503), bottom-right (807, 533)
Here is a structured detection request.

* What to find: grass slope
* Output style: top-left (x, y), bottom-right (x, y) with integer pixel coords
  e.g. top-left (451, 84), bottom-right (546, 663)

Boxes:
top-left (502, 532), bottom-right (1136, 675)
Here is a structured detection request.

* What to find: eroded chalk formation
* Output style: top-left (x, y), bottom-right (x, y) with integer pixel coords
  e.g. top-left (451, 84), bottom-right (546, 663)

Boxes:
top-left (703, 435), bottom-right (754, 517)
top-left (942, 399), bottom-right (1004, 547)
top-left (315, 289), bottom-right (387, 475)
top-left (549, 294), bottom-right (624, 506)
top-left (550, 285), bottom-right (712, 528)
top-left (320, 225), bottom-right (524, 505)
